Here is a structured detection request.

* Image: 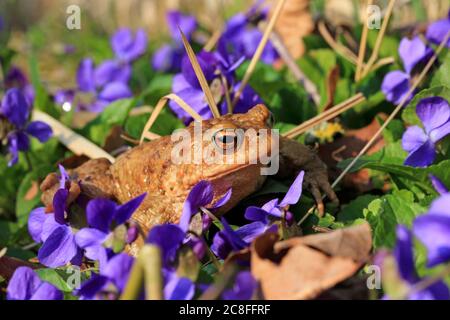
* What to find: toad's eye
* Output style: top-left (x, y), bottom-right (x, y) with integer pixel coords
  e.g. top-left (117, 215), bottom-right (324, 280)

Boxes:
top-left (212, 128), bottom-right (243, 152)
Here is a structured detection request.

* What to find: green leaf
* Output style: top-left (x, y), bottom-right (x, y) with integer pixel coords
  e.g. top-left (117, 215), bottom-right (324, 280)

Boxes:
top-left (338, 194), bottom-right (379, 222)
top-left (364, 190), bottom-right (427, 249)
top-left (125, 108), bottom-right (184, 139)
top-left (402, 86), bottom-right (450, 125)
top-left (81, 98), bottom-right (136, 145)
top-left (431, 52), bottom-right (450, 87)
top-left (338, 140), bottom-right (407, 172)
top-left (141, 74), bottom-right (173, 106)
top-left (35, 268), bottom-right (76, 293)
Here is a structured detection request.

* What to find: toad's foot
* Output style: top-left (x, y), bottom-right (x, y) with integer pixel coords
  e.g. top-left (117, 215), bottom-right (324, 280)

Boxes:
top-left (278, 137), bottom-right (338, 216)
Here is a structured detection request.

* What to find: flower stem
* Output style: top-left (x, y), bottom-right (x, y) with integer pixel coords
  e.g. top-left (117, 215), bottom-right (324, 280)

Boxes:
top-left (119, 258), bottom-right (144, 300)
top-left (140, 244), bottom-right (164, 300)
top-left (24, 152), bottom-right (33, 171)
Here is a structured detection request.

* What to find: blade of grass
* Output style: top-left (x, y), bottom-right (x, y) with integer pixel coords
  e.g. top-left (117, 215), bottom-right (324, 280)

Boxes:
top-left (355, 0), bottom-right (373, 81)
top-left (231, 0), bottom-right (287, 109)
top-left (318, 21), bottom-right (358, 65)
top-left (362, 0), bottom-right (396, 77)
top-left (179, 27), bottom-right (221, 118)
top-left (283, 93), bottom-right (366, 139)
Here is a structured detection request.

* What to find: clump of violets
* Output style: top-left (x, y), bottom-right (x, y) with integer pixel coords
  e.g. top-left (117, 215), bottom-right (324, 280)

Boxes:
top-left (28, 164), bottom-right (146, 268)
top-left (7, 267), bottom-right (63, 300)
top-left (401, 97), bottom-right (450, 167)
top-left (381, 36), bottom-right (433, 104)
top-left (152, 10), bottom-right (198, 73)
top-left (55, 28), bottom-right (147, 112)
top-left (0, 88), bottom-right (52, 166)
top-left (212, 171), bottom-right (304, 260)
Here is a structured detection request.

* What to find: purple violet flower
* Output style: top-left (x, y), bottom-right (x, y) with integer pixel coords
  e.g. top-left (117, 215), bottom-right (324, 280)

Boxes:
top-left (413, 194), bottom-right (450, 268)
top-left (28, 165), bottom-right (82, 267)
top-left (7, 267), bottom-right (63, 300)
top-left (381, 36), bottom-right (433, 104)
top-left (111, 28), bottom-right (148, 63)
top-left (152, 11), bottom-right (198, 72)
top-left (219, 2), bottom-right (277, 65)
top-left (426, 11), bottom-right (450, 47)
top-left (0, 88), bottom-right (52, 166)
top-left (77, 253), bottom-right (134, 300)
top-left (222, 271), bottom-right (257, 300)
top-left (75, 193), bottom-right (146, 268)
top-left (179, 180), bottom-right (232, 233)
top-left (245, 171), bottom-right (304, 227)
top-left (401, 97), bottom-right (450, 167)
top-left (211, 217), bottom-right (276, 260)
top-left (385, 225), bottom-right (450, 300)
top-left (429, 175), bottom-right (449, 195)
top-left (74, 58), bottom-right (132, 112)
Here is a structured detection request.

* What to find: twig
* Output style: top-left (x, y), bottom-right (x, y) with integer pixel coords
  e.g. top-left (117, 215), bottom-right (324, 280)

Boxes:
top-left (139, 93), bottom-right (203, 143)
top-left (32, 110), bottom-right (116, 163)
top-left (355, 0), bottom-right (373, 81)
top-left (283, 93), bottom-right (366, 139)
top-left (265, 26), bottom-right (321, 107)
top-left (231, 0), bottom-right (287, 109)
top-left (180, 28), bottom-right (221, 118)
top-left (318, 21), bottom-right (358, 65)
top-left (362, 0), bottom-right (396, 77)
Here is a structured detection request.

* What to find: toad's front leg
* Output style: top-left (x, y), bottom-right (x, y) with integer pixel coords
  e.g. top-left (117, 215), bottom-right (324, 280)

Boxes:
top-left (277, 137), bottom-right (338, 216)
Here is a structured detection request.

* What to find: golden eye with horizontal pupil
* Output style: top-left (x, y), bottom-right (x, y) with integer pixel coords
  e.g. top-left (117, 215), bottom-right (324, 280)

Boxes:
top-left (212, 128), bottom-right (243, 151)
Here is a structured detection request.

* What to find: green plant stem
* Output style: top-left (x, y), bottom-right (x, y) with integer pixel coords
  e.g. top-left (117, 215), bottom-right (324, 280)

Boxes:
top-left (119, 258), bottom-right (144, 300)
top-left (140, 244), bottom-right (164, 300)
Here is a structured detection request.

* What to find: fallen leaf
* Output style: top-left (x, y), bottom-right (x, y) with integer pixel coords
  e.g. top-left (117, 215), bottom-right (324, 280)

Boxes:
top-left (251, 223), bottom-right (372, 299)
top-left (275, 222), bottom-right (372, 262)
top-left (272, 0), bottom-right (314, 59)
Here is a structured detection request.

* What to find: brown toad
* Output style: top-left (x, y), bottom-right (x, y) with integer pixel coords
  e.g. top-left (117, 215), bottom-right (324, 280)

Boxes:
top-left (40, 104), bottom-right (337, 253)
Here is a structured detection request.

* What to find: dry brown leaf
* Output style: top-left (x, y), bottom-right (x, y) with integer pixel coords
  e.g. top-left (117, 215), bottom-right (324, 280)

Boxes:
top-left (251, 223), bottom-right (372, 300)
top-left (275, 222), bottom-right (372, 262)
top-left (272, 0), bottom-right (314, 59)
